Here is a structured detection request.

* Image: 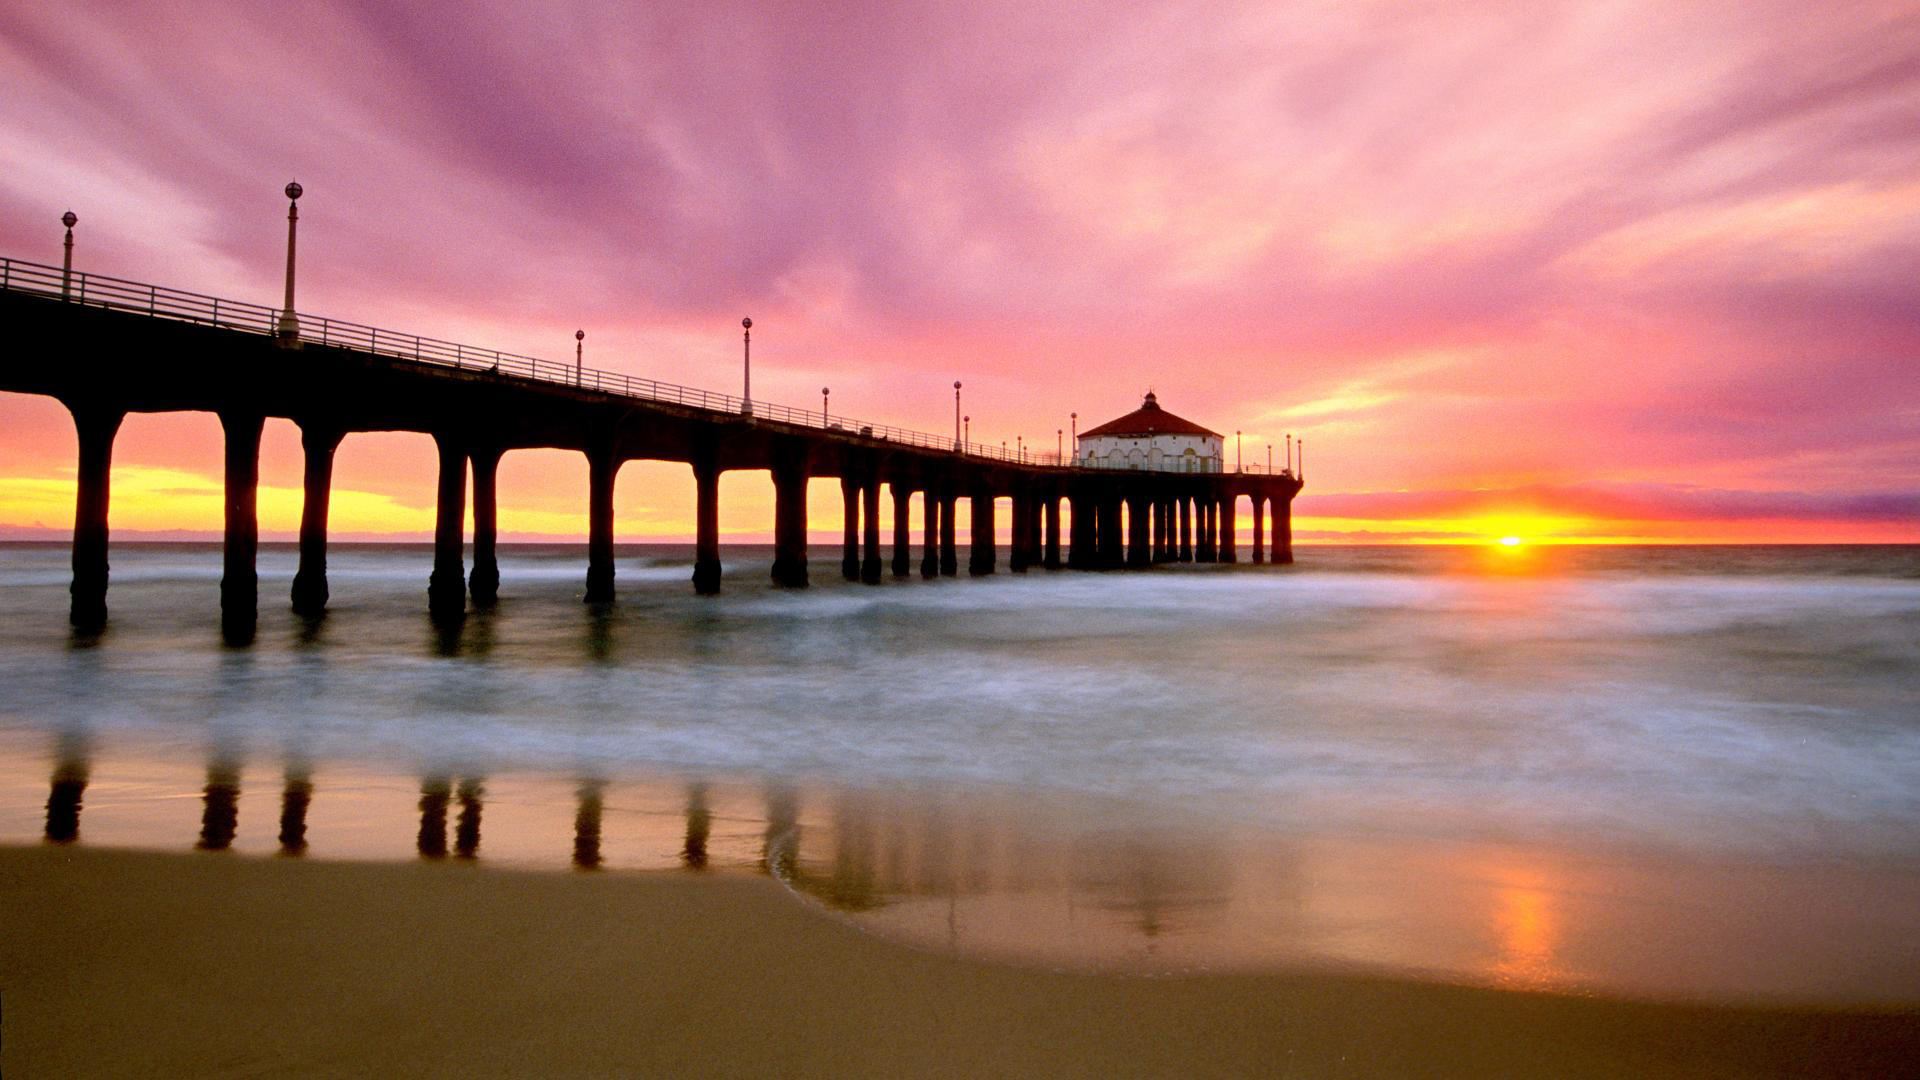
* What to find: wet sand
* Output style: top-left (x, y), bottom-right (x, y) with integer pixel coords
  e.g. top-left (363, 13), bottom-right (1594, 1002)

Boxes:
top-left (3, 845), bottom-right (1916, 1078)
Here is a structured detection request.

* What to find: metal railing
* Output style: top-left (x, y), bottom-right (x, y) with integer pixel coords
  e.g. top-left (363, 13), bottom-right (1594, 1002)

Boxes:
top-left (0, 255), bottom-right (1077, 468)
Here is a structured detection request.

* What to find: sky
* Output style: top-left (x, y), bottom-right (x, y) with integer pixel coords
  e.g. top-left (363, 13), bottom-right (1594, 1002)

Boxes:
top-left (0, 0), bottom-right (1915, 544)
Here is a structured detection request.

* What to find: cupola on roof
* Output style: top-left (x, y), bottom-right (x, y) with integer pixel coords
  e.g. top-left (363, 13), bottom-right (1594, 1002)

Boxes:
top-left (1079, 392), bottom-right (1224, 439)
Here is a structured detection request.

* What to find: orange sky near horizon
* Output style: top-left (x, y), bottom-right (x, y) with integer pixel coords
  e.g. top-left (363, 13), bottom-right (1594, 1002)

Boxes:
top-left (0, 2), bottom-right (1915, 547)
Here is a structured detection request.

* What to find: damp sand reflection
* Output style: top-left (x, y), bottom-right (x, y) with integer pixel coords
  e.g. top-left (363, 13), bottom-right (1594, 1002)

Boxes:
top-left (6, 732), bottom-right (1919, 1005)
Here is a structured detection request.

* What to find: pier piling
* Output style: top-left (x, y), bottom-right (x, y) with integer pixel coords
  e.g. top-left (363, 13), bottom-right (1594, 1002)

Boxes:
top-left (65, 401), bottom-right (123, 631)
top-left (220, 411), bottom-right (264, 642)
top-left (291, 423), bottom-right (343, 617)
top-left (468, 446), bottom-right (503, 607)
top-left (427, 433), bottom-right (468, 621)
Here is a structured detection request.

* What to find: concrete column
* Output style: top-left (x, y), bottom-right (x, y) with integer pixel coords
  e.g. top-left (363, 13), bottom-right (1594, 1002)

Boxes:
top-left (840, 476), bottom-right (860, 582)
top-left (467, 446), bottom-right (503, 606)
top-left (921, 491), bottom-right (940, 579)
top-left (1251, 494), bottom-right (1266, 564)
top-left (1008, 492), bottom-right (1030, 573)
top-left (66, 402), bottom-right (124, 632)
top-left (221, 411), bottom-right (265, 642)
top-left (968, 492), bottom-right (996, 575)
top-left (1198, 497), bottom-right (1216, 562)
top-left (1220, 496), bottom-right (1238, 563)
top-left (1126, 494), bottom-right (1150, 567)
top-left (938, 492), bottom-right (958, 576)
top-left (771, 449), bottom-right (810, 587)
top-left (1179, 496), bottom-right (1192, 562)
top-left (891, 485), bottom-right (912, 578)
top-left (1098, 496), bottom-right (1123, 566)
top-left (692, 451), bottom-right (722, 594)
top-left (427, 432), bottom-right (467, 621)
top-left (584, 447), bottom-right (617, 605)
top-left (1274, 495), bottom-right (1294, 565)
top-left (861, 479), bottom-right (882, 584)
top-left (1043, 496), bottom-right (1062, 569)
top-left (1153, 499), bottom-right (1169, 562)
top-left (289, 424), bottom-right (344, 617)
top-left (1066, 493), bottom-right (1090, 569)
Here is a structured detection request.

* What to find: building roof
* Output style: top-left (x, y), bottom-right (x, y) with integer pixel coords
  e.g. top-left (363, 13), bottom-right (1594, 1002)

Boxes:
top-left (1079, 392), bottom-right (1224, 439)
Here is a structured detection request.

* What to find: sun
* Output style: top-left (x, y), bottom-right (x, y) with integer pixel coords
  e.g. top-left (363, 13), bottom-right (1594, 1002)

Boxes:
top-left (1497, 536), bottom-right (1524, 548)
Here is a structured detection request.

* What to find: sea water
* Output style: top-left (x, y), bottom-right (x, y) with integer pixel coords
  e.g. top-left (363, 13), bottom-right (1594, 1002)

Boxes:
top-left (2, 542), bottom-right (1916, 1002)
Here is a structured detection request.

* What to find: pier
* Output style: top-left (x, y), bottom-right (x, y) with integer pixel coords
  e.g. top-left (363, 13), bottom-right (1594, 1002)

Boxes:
top-left (0, 255), bottom-right (1302, 640)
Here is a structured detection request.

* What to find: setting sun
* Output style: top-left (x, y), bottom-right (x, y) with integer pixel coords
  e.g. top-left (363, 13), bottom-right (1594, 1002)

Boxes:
top-left (1498, 536), bottom-right (1524, 547)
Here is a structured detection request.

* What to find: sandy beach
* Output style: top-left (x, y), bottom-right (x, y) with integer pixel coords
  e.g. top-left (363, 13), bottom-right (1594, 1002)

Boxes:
top-left (3, 844), bottom-right (1915, 1078)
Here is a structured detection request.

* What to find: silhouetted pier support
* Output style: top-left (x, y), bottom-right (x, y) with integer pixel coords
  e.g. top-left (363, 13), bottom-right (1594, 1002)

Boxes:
top-left (840, 477), bottom-right (860, 582)
top-left (691, 451), bottom-right (722, 594)
top-left (1198, 499), bottom-right (1217, 562)
top-left (1251, 495), bottom-right (1265, 564)
top-left (468, 446), bottom-right (502, 606)
top-left (771, 447), bottom-right (810, 587)
top-left (1068, 493), bottom-right (1091, 568)
top-left (427, 434), bottom-right (467, 621)
top-left (920, 492), bottom-right (940, 579)
top-left (938, 491), bottom-right (958, 576)
top-left (1098, 498), bottom-right (1123, 567)
top-left (1273, 496), bottom-right (1294, 564)
top-left (585, 446), bottom-right (617, 605)
top-left (968, 492), bottom-right (996, 575)
top-left (221, 411), bottom-right (264, 642)
top-left (66, 402), bottom-right (123, 631)
top-left (1009, 493), bottom-right (1030, 573)
top-left (1219, 497), bottom-right (1238, 563)
top-left (861, 479), bottom-right (882, 584)
top-left (1043, 497), bottom-right (1062, 568)
top-left (1127, 494), bottom-right (1150, 567)
top-left (197, 757), bottom-right (240, 851)
top-left (891, 486), bottom-right (912, 578)
top-left (1179, 497), bottom-right (1193, 562)
top-left (290, 424), bottom-right (343, 617)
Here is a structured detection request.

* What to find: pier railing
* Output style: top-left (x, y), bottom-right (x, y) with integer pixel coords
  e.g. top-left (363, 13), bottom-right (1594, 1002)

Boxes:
top-left (0, 256), bottom-right (1071, 467)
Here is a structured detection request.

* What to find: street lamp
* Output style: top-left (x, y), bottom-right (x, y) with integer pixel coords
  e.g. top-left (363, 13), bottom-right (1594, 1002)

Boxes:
top-left (1286, 433), bottom-right (1293, 475)
top-left (1267, 444), bottom-right (1272, 473)
top-left (1016, 434), bottom-right (1023, 462)
top-left (1237, 430), bottom-right (1242, 473)
top-left (278, 181), bottom-right (302, 341)
top-left (60, 210), bottom-right (76, 300)
top-left (964, 414), bottom-right (970, 449)
top-left (1070, 413), bottom-right (1077, 464)
top-left (575, 329), bottom-right (585, 385)
top-left (740, 317), bottom-right (752, 414)
top-left (953, 381), bottom-right (962, 449)
top-left (822, 387), bottom-right (830, 425)
top-left (1056, 428), bottom-right (1062, 462)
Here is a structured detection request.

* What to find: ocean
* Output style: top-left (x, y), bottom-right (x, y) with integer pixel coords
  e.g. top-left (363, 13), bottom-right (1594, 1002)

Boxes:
top-left (3, 542), bottom-right (1917, 1002)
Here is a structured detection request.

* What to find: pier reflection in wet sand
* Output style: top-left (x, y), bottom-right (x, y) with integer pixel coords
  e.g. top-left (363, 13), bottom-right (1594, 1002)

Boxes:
top-left (8, 736), bottom-right (1920, 1005)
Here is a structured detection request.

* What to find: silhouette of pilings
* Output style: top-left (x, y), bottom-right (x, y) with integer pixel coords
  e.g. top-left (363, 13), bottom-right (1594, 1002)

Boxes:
top-left (573, 780), bottom-right (605, 870)
top-left (15, 289), bottom-right (1302, 635)
top-left (454, 777), bottom-right (484, 858)
top-left (44, 736), bottom-right (90, 843)
top-left (196, 757), bottom-right (241, 851)
top-left (418, 775), bottom-right (451, 859)
top-left (278, 767), bottom-right (313, 854)
top-left (683, 782), bottom-right (711, 869)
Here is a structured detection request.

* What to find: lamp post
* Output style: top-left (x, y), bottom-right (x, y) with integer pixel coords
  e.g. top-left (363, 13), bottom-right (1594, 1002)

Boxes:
top-left (575, 330), bottom-right (584, 385)
top-left (822, 387), bottom-right (830, 425)
top-left (1237, 430), bottom-right (1242, 473)
top-left (1056, 428), bottom-right (1062, 462)
top-left (1298, 439), bottom-right (1304, 481)
top-left (953, 381), bottom-right (962, 449)
top-left (1016, 435), bottom-right (1023, 462)
top-left (1070, 412), bottom-right (1077, 463)
top-left (964, 415), bottom-right (970, 450)
top-left (740, 317), bottom-right (752, 414)
top-left (60, 210), bottom-right (76, 300)
top-left (1286, 433), bottom-right (1293, 475)
top-left (1267, 444), bottom-right (1272, 473)
top-left (278, 181), bottom-right (302, 341)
